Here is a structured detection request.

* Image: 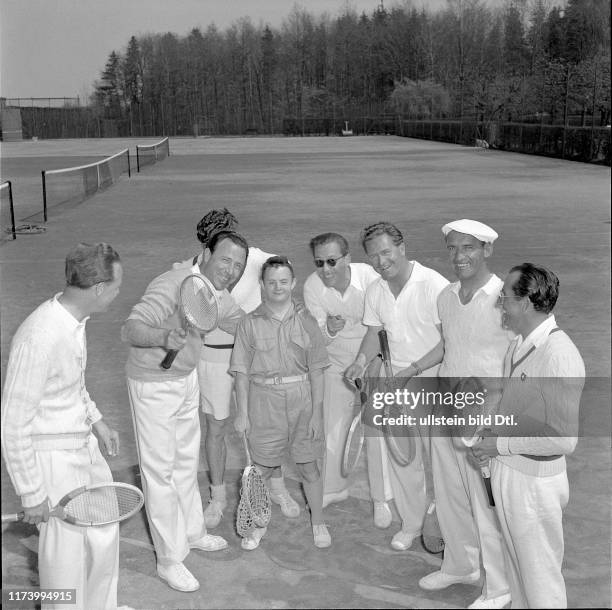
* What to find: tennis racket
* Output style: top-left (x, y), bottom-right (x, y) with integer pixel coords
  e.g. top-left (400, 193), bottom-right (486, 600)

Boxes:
top-left (2, 482), bottom-right (144, 527)
top-left (422, 501), bottom-right (445, 554)
top-left (341, 378), bottom-right (367, 478)
top-left (457, 376), bottom-right (495, 508)
top-left (236, 436), bottom-right (271, 537)
top-left (378, 329), bottom-right (416, 467)
top-left (161, 273), bottom-right (219, 369)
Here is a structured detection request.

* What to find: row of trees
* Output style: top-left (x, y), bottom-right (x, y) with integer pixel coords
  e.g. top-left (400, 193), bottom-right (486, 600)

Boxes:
top-left (92, 0), bottom-right (611, 136)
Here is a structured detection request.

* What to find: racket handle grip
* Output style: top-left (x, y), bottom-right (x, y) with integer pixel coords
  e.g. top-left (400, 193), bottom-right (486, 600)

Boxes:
top-left (2, 512), bottom-right (24, 523)
top-left (160, 349), bottom-right (179, 369)
top-left (481, 465), bottom-right (496, 507)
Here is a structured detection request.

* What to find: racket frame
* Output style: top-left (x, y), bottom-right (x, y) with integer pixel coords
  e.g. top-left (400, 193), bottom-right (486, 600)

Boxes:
top-left (2, 482), bottom-right (144, 526)
top-left (161, 273), bottom-right (220, 369)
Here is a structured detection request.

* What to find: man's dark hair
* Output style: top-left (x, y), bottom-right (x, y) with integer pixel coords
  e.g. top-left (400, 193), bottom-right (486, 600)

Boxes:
top-left (207, 230), bottom-right (249, 262)
top-left (509, 262), bottom-right (560, 314)
top-left (261, 255), bottom-right (294, 281)
top-left (309, 233), bottom-right (349, 256)
top-left (360, 222), bottom-right (403, 250)
top-left (65, 243), bottom-right (120, 288)
top-left (196, 208), bottom-right (238, 245)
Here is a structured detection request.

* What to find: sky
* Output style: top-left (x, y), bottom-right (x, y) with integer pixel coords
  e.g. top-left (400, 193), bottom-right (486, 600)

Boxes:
top-left (1, 0), bottom-right (445, 101)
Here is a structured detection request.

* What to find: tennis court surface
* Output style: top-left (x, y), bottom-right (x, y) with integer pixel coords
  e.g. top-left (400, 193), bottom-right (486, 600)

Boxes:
top-left (1, 136), bottom-right (610, 608)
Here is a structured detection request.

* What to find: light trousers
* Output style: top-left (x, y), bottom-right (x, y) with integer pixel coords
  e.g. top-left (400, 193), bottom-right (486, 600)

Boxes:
top-left (127, 370), bottom-right (206, 566)
top-left (37, 436), bottom-right (119, 610)
top-left (431, 435), bottom-right (508, 597)
top-left (492, 459), bottom-right (569, 609)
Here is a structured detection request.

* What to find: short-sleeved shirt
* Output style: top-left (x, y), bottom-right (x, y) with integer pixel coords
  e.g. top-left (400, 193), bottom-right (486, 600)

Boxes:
top-left (438, 275), bottom-right (513, 378)
top-left (303, 262), bottom-right (379, 343)
top-left (362, 261), bottom-right (448, 369)
top-left (230, 303), bottom-right (329, 378)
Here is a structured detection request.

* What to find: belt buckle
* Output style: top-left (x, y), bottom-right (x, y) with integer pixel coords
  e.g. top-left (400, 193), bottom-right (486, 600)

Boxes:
top-left (273, 375), bottom-right (282, 385)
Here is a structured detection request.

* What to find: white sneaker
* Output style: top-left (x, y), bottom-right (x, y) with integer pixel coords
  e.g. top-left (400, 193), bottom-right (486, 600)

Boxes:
top-left (270, 490), bottom-right (300, 518)
top-left (190, 533), bottom-right (228, 552)
top-left (157, 562), bottom-right (199, 592)
top-left (373, 501), bottom-right (392, 529)
top-left (313, 523), bottom-right (332, 548)
top-left (468, 593), bottom-right (511, 609)
top-left (390, 529), bottom-right (419, 550)
top-left (419, 569), bottom-right (480, 591)
top-left (203, 498), bottom-right (226, 528)
top-left (241, 526), bottom-right (267, 551)
top-left (322, 489), bottom-right (349, 508)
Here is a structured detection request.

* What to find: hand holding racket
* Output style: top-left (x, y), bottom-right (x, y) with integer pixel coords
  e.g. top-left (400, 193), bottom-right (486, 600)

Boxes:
top-left (2, 483), bottom-right (144, 527)
top-left (161, 274), bottom-right (220, 369)
top-left (456, 376), bottom-right (495, 508)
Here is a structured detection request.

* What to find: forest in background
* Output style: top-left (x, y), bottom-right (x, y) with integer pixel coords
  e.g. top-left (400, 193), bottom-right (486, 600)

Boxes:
top-left (88, 0), bottom-right (610, 137)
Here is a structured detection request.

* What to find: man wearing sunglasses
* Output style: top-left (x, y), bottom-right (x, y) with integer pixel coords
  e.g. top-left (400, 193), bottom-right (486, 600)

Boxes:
top-left (303, 233), bottom-right (394, 528)
top-left (345, 222), bottom-right (449, 551)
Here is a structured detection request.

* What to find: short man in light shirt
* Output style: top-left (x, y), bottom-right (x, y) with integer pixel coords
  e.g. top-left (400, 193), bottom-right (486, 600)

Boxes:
top-left (472, 263), bottom-right (585, 608)
top-left (303, 232), bottom-right (393, 527)
top-left (2, 243), bottom-right (123, 610)
top-left (174, 209), bottom-right (299, 529)
top-left (345, 222), bottom-right (448, 550)
top-left (407, 219), bottom-right (511, 609)
top-left (122, 231), bottom-right (247, 593)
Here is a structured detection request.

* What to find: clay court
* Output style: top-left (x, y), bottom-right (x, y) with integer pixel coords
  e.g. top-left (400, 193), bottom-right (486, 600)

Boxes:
top-left (1, 135), bottom-right (610, 609)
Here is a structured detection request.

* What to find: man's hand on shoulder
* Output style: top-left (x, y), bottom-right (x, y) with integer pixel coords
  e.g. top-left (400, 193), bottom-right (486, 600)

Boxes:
top-left (93, 420), bottom-right (120, 457)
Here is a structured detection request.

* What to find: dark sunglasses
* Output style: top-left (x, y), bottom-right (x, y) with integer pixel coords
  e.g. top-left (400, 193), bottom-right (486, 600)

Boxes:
top-left (314, 255), bottom-right (345, 268)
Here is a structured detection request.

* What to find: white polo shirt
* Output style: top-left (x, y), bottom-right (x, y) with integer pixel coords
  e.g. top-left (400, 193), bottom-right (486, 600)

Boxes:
top-left (438, 275), bottom-right (513, 377)
top-left (363, 261), bottom-right (448, 369)
top-left (303, 262), bottom-right (379, 342)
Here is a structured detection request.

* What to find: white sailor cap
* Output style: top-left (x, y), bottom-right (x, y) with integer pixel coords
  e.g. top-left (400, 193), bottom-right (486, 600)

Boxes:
top-left (441, 219), bottom-right (498, 244)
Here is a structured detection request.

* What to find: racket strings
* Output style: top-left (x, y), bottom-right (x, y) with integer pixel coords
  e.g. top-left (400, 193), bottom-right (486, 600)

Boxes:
top-left (64, 487), bottom-right (142, 524)
top-left (236, 466), bottom-right (271, 537)
top-left (182, 277), bottom-right (218, 331)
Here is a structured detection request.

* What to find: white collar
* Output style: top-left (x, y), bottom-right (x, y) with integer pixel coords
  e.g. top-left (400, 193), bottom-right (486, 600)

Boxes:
top-left (515, 314), bottom-right (557, 357)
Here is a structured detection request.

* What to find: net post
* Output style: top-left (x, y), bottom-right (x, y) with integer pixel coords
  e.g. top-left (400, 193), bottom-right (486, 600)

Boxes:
top-left (136, 146), bottom-right (141, 173)
top-left (41, 171), bottom-right (48, 222)
top-left (7, 181), bottom-right (16, 240)
top-left (127, 150), bottom-right (131, 178)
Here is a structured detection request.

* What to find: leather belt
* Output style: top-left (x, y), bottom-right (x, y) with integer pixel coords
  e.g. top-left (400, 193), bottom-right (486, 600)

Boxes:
top-left (204, 343), bottom-right (234, 349)
top-left (521, 454), bottom-right (562, 461)
top-left (253, 374), bottom-right (308, 385)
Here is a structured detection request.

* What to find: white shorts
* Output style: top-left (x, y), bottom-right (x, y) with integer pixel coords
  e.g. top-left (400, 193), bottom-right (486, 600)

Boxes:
top-left (197, 355), bottom-right (234, 421)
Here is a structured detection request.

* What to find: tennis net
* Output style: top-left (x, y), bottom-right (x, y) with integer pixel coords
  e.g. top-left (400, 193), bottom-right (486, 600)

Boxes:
top-left (0, 181), bottom-right (17, 241)
top-left (136, 137), bottom-right (170, 172)
top-left (41, 148), bottom-right (131, 221)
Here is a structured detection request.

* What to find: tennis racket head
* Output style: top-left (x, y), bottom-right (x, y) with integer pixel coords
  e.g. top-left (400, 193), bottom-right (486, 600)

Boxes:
top-left (455, 376), bottom-right (486, 441)
top-left (180, 273), bottom-right (219, 332)
top-left (422, 502), bottom-right (445, 554)
top-left (382, 400), bottom-right (417, 467)
top-left (58, 482), bottom-right (144, 526)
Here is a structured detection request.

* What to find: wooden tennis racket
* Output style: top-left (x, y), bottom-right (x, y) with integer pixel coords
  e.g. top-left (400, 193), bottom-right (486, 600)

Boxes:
top-left (341, 378), bottom-right (367, 478)
top-left (236, 436), bottom-right (271, 537)
top-left (161, 273), bottom-right (219, 369)
top-left (2, 482), bottom-right (144, 527)
top-left (378, 329), bottom-right (416, 467)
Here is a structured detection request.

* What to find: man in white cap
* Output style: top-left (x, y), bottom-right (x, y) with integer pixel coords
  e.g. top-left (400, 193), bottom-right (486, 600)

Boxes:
top-left (400, 219), bottom-right (512, 609)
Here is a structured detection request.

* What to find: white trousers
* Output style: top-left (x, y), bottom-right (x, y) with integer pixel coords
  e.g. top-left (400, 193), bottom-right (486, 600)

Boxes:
top-left (492, 459), bottom-right (569, 609)
top-left (37, 436), bottom-right (119, 610)
top-left (127, 370), bottom-right (206, 566)
top-left (431, 435), bottom-right (508, 597)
